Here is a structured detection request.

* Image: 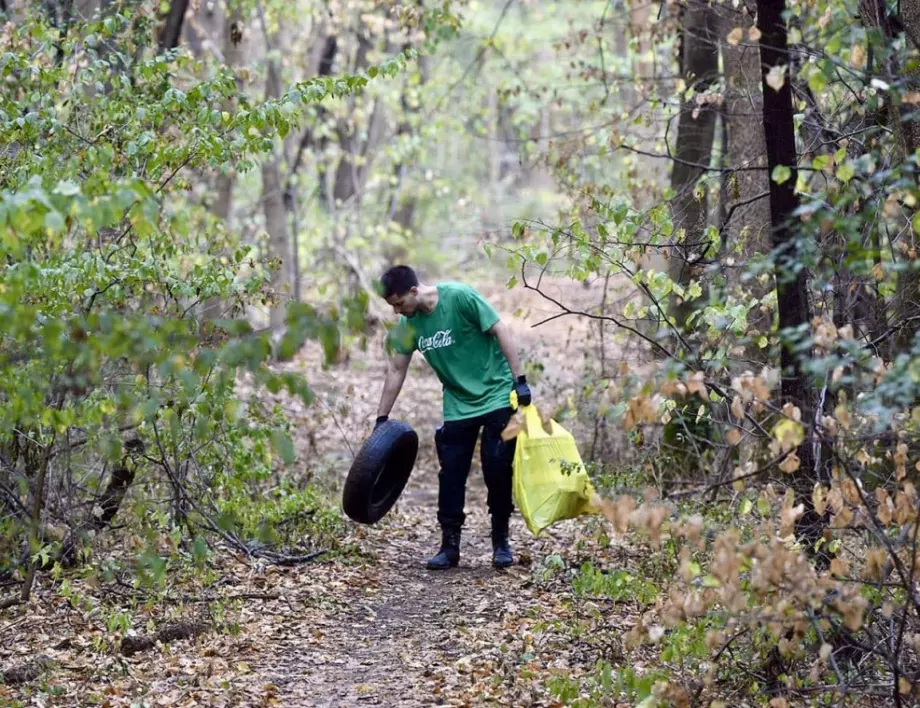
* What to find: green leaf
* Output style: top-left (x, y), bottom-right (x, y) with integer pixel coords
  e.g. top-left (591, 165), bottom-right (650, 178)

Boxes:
top-left (771, 165), bottom-right (792, 185)
top-left (807, 67), bottom-right (827, 94)
top-left (836, 161), bottom-right (855, 183)
top-left (44, 210), bottom-right (65, 233)
top-left (912, 211), bottom-right (920, 236)
top-left (702, 575), bottom-right (722, 588)
top-left (271, 430), bottom-right (296, 465)
top-left (740, 498), bottom-right (753, 516)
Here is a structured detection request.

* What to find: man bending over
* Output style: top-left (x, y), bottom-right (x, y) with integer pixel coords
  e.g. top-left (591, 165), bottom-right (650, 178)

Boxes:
top-left (374, 265), bottom-right (532, 570)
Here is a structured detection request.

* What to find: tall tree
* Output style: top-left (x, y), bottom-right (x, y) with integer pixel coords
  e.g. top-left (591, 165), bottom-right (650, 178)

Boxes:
top-left (858, 0), bottom-right (920, 350)
top-left (718, 0), bottom-right (773, 351)
top-left (257, 1), bottom-right (292, 328)
top-left (158, 0), bottom-right (190, 52)
top-left (758, 0), bottom-right (825, 552)
top-left (328, 25), bottom-right (386, 209)
top-left (668, 0), bottom-right (719, 331)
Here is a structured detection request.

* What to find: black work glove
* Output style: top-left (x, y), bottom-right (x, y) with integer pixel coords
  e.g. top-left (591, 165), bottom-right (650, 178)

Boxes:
top-left (514, 375), bottom-right (532, 407)
top-left (374, 415), bottom-right (388, 429)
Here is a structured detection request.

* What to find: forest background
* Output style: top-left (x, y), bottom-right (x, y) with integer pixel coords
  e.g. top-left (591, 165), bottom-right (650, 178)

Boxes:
top-left (3, 0), bottom-right (920, 705)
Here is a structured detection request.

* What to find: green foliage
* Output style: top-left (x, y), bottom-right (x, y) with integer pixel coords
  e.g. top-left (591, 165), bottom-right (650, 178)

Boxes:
top-left (0, 6), bottom-right (421, 581)
top-left (547, 660), bottom-right (672, 707)
top-left (571, 562), bottom-right (659, 605)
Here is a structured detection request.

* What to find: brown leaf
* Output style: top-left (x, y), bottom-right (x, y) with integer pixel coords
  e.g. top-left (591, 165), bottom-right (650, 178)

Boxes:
top-left (863, 547), bottom-right (887, 581)
top-left (500, 417), bottom-right (520, 442)
top-left (779, 452), bottom-right (800, 473)
top-left (830, 556), bottom-right (850, 577)
top-left (731, 395), bottom-right (745, 421)
top-left (686, 371), bottom-right (708, 399)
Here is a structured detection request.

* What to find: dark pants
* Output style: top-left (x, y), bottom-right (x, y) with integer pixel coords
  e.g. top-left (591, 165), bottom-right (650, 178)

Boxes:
top-left (434, 406), bottom-right (516, 530)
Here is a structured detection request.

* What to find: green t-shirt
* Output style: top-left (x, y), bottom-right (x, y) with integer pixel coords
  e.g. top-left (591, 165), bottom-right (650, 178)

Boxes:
top-left (388, 282), bottom-right (513, 421)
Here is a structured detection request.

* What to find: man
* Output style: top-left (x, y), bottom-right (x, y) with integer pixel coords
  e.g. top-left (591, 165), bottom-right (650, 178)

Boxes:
top-left (374, 265), bottom-right (532, 570)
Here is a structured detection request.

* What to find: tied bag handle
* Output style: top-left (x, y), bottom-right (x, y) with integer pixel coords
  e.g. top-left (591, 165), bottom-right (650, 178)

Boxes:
top-left (520, 403), bottom-right (549, 439)
top-left (509, 388), bottom-right (550, 439)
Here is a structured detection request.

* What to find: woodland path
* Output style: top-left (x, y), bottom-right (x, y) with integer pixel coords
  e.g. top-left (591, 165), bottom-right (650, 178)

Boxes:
top-left (243, 469), bottom-right (593, 707)
top-left (2, 277), bottom-right (645, 707)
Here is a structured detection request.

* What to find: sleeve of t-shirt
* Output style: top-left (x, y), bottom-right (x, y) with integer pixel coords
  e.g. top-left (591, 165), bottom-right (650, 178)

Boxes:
top-left (458, 285), bottom-right (501, 332)
top-left (386, 317), bottom-right (417, 355)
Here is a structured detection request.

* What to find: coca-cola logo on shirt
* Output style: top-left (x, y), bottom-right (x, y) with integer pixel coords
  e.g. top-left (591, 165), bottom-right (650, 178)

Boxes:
top-left (418, 329), bottom-right (453, 353)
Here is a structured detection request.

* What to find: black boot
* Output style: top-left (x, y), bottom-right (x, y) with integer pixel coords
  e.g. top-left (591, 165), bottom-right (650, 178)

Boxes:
top-left (426, 527), bottom-right (461, 570)
top-left (491, 517), bottom-right (513, 569)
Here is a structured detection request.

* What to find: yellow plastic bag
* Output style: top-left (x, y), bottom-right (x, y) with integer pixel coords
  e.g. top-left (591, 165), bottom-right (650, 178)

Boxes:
top-left (511, 402), bottom-right (599, 536)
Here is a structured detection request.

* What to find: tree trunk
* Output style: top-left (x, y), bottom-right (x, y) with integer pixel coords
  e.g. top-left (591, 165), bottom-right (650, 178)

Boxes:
top-left (330, 29), bottom-right (383, 208)
top-left (858, 0), bottom-right (920, 351)
top-left (190, 2), bottom-right (241, 321)
top-left (386, 36), bottom-right (430, 264)
top-left (668, 0), bottom-right (719, 331)
top-left (158, 0), bottom-right (190, 52)
top-left (718, 0), bottom-right (773, 351)
top-left (758, 0), bottom-right (825, 551)
top-left (283, 33), bottom-right (337, 302)
top-left (57, 441), bottom-right (143, 568)
top-left (261, 55), bottom-right (290, 328)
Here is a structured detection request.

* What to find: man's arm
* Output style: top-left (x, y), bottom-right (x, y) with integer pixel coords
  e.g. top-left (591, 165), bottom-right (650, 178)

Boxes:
top-left (489, 320), bottom-right (532, 406)
top-left (376, 351), bottom-right (412, 419)
top-left (489, 320), bottom-right (522, 378)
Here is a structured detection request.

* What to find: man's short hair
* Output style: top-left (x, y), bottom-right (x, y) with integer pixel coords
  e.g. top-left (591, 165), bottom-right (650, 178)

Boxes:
top-left (379, 265), bottom-right (419, 299)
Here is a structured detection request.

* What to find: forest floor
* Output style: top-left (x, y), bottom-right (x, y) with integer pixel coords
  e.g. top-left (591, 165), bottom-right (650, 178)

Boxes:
top-left (1, 276), bottom-right (659, 707)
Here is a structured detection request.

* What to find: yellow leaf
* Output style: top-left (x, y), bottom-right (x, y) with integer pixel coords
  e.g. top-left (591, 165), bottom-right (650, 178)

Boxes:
top-left (748, 26), bottom-right (762, 41)
top-left (766, 65), bottom-right (786, 91)
top-left (835, 403), bottom-right (852, 430)
top-left (726, 27), bottom-right (744, 46)
top-left (813, 483), bottom-right (827, 516)
top-left (773, 418), bottom-right (804, 450)
top-left (851, 43), bottom-right (867, 69)
top-left (726, 428), bottom-right (742, 446)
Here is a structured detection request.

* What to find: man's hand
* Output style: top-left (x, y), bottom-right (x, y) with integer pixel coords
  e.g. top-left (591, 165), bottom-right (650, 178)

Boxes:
top-left (514, 375), bottom-right (532, 407)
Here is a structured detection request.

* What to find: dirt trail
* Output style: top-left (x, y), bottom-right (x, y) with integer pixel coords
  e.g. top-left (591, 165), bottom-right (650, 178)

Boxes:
top-left (247, 478), bottom-right (573, 707)
top-left (236, 276), bottom-right (634, 706)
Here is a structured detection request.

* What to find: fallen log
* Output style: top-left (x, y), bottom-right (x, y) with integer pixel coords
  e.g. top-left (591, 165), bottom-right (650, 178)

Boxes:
top-left (2, 655), bottom-right (54, 685)
top-left (120, 619), bottom-right (210, 657)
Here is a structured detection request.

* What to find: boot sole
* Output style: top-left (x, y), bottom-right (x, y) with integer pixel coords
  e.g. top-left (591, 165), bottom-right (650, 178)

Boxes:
top-left (426, 559), bottom-right (459, 570)
top-left (492, 560), bottom-right (513, 569)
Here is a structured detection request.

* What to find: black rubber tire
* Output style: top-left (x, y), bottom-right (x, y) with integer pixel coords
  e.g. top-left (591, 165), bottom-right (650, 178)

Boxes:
top-left (342, 419), bottom-right (419, 524)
